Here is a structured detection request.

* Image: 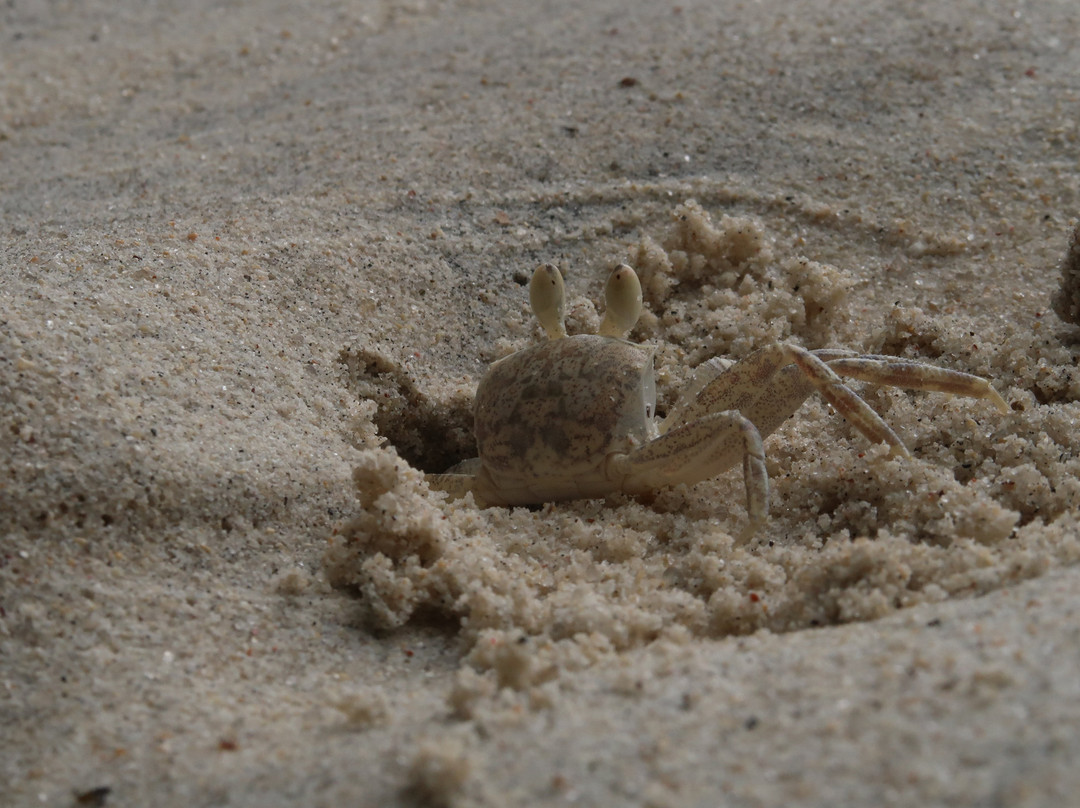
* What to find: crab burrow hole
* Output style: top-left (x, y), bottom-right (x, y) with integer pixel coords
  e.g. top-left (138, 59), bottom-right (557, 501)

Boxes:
top-left (338, 346), bottom-right (476, 473)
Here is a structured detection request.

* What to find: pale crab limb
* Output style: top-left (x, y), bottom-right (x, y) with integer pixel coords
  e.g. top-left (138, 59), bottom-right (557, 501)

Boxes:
top-left (824, 356), bottom-right (1010, 413)
top-left (677, 356), bottom-right (736, 404)
top-left (425, 470), bottom-right (481, 503)
top-left (611, 410), bottom-right (769, 535)
top-left (598, 264), bottom-right (643, 338)
top-left (529, 263), bottom-right (567, 339)
top-left (662, 343), bottom-right (911, 456)
top-left (659, 348), bottom-right (849, 434)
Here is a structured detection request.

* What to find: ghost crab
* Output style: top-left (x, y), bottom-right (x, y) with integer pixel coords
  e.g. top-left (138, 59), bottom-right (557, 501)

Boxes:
top-left (427, 263), bottom-right (1008, 536)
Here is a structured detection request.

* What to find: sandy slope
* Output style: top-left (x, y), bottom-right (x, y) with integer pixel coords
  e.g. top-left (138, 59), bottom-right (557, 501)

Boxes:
top-left (3, 0), bottom-right (1079, 805)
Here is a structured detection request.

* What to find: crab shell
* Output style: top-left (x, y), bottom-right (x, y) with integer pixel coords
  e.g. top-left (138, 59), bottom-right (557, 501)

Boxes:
top-left (472, 334), bottom-right (658, 505)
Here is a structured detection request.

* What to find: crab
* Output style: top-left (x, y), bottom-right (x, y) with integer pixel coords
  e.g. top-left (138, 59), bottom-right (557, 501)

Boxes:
top-left (427, 263), bottom-right (1008, 536)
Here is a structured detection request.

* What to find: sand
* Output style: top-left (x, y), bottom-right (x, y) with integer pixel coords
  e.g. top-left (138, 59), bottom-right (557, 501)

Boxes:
top-left (3, 0), bottom-right (1080, 805)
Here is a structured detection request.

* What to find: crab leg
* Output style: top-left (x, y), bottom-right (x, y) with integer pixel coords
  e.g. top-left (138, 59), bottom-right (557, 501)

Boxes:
top-left (662, 343), bottom-right (909, 455)
top-left (824, 356), bottom-right (1009, 412)
top-left (426, 471), bottom-right (481, 503)
top-left (663, 343), bottom-right (1007, 454)
top-left (613, 410), bottom-right (769, 531)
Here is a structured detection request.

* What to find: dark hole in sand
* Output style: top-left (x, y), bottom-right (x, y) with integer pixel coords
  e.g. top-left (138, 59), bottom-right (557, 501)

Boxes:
top-left (339, 346), bottom-right (476, 473)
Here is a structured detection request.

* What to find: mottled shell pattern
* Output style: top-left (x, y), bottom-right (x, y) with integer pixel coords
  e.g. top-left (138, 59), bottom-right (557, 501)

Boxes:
top-left (472, 264), bottom-right (654, 505)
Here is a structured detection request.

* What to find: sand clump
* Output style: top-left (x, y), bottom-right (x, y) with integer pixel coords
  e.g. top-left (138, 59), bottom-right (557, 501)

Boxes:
top-left (327, 202), bottom-right (1080, 691)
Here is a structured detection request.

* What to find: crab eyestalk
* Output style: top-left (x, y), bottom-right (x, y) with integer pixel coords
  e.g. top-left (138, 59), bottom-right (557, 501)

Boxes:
top-left (598, 264), bottom-right (643, 338)
top-left (529, 263), bottom-right (568, 339)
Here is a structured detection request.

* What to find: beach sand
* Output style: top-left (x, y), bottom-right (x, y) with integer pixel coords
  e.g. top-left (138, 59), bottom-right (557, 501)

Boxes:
top-left (3, 0), bottom-right (1079, 804)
